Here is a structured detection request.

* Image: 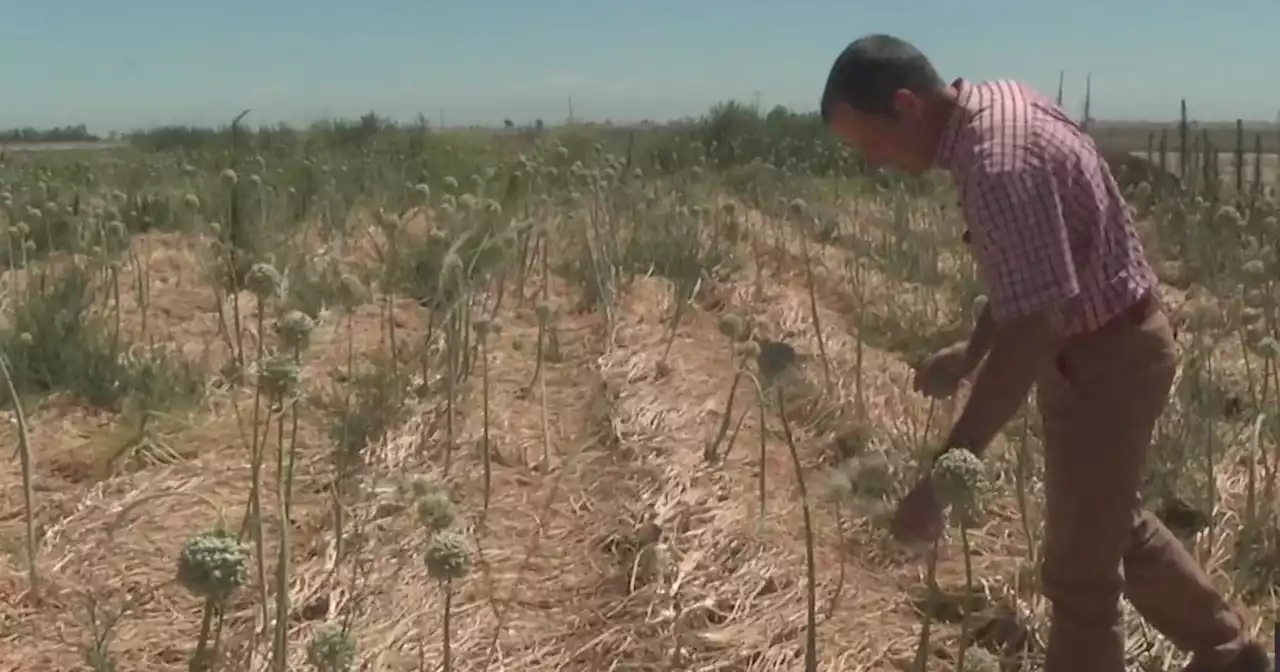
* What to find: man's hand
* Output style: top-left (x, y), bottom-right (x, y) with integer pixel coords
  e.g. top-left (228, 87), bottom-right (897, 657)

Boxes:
top-left (912, 341), bottom-right (976, 399)
top-left (891, 476), bottom-right (945, 544)
top-left (939, 307), bottom-right (1054, 462)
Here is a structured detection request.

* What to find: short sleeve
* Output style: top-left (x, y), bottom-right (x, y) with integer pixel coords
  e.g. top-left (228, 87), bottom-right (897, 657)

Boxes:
top-left (962, 155), bottom-right (1079, 322)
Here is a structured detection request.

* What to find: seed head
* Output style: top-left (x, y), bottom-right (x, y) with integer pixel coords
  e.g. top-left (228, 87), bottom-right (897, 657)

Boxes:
top-left (306, 624), bottom-right (358, 672)
top-left (1243, 289), bottom-right (1268, 309)
top-left (717, 313), bottom-right (747, 340)
top-left (277, 310), bottom-right (315, 350)
top-left (184, 194), bottom-right (200, 210)
top-left (221, 169), bottom-right (239, 186)
top-left (959, 646), bottom-right (1000, 672)
top-left (1257, 337), bottom-right (1280, 361)
top-left (245, 263), bottom-right (284, 300)
top-left (1180, 296), bottom-right (1220, 329)
top-left (1240, 259), bottom-right (1267, 285)
top-left (413, 183), bottom-right (431, 202)
top-left (415, 490), bottom-right (457, 532)
top-left (535, 302), bottom-right (553, 323)
top-left (335, 273), bottom-right (368, 309)
top-left (787, 198), bottom-right (808, 217)
top-left (424, 530), bottom-right (472, 582)
top-left (931, 448), bottom-right (988, 521)
top-left (442, 176), bottom-right (459, 192)
top-left (439, 251), bottom-right (464, 286)
top-left (176, 528), bottom-right (249, 602)
top-left (259, 354), bottom-right (301, 400)
top-left (1213, 205), bottom-right (1244, 228)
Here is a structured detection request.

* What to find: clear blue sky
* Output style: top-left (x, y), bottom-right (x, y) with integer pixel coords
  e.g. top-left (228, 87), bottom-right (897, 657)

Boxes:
top-left (2, 0), bottom-right (1276, 132)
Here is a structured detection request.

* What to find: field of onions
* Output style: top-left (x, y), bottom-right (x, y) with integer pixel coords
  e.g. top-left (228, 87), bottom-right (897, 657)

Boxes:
top-left (0, 105), bottom-right (1275, 671)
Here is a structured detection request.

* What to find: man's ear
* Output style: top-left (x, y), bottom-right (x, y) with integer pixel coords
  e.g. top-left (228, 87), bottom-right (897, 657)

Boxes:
top-left (891, 89), bottom-right (922, 118)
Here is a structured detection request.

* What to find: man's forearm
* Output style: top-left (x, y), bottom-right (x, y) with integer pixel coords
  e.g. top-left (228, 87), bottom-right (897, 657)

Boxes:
top-left (944, 309), bottom-right (1055, 457)
top-left (962, 300), bottom-right (996, 370)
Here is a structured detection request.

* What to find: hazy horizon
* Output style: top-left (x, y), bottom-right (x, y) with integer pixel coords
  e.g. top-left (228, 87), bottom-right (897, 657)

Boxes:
top-left (4, 0), bottom-right (1277, 134)
top-left (4, 114), bottom-right (1278, 140)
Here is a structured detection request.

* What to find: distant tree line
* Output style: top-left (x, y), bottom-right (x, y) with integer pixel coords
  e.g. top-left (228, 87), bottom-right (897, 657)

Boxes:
top-left (0, 103), bottom-right (861, 178)
top-left (116, 103), bottom-right (843, 158)
top-left (0, 124), bottom-right (100, 144)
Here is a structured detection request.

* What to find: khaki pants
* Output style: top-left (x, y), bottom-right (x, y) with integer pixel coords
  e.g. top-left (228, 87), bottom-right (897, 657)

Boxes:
top-left (1036, 303), bottom-right (1249, 672)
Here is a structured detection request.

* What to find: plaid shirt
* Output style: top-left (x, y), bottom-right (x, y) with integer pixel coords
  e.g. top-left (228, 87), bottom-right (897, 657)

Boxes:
top-left (936, 79), bottom-right (1156, 337)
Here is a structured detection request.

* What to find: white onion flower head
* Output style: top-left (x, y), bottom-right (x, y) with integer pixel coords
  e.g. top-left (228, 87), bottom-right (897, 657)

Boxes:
top-left (931, 448), bottom-right (988, 521)
top-left (278, 310), bottom-right (315, 351)
top-left (245, 262), bottom-right (284, 300)
top-left (424, 530), bottom-right (472, 582)
top-left (306, 624), bottom-right (358, 672)
top-left (415, 490), bottom-right (457, 532)
top-left (176, 529), bottom-right (249, 602)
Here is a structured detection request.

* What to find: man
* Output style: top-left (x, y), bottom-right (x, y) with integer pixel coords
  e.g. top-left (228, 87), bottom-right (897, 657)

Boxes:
top-left (820, 34), bottom-right (1271, 672)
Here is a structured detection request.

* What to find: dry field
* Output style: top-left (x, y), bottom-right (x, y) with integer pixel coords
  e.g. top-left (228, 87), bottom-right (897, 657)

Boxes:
top-left (0, 141), bottom-right (127, 153)
top-left (1119, 152), bottom-right (1279, 193)
top-left (0, 126), bottom-right (1275, 672)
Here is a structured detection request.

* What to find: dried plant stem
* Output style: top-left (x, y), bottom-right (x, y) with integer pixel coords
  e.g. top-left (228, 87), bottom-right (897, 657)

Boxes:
top-left (800, 236), bottom-right (832, 390)
top-left (775, 385), bottom-right (819, 672)
top-left (241, 302), bottom-right (271, 635)
top-left (0, 352), bottom-right (38, 594)
top-left (479, 328), bottom-right (493, 521)
top-left (912, 540), bottom-right (941, 672)
top-left (706, 341), bottom-right (746, 463)
top-left (441, 581), bottom-right (455, 672)
top-left (957, 522), bottom-right (975, 670)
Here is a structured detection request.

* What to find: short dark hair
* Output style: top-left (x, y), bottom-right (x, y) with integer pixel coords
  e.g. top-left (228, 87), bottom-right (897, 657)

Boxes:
top-left (820, 34), bottom-right (945, 121)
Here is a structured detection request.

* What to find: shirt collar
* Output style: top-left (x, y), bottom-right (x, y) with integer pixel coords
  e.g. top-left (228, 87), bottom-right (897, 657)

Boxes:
top-left (935, 78), bottom-right (974, 171)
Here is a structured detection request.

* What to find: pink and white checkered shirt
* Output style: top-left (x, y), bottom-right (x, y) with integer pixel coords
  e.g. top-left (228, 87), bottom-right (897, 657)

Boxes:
top-left (936, 79), bottom-right (1156, 337)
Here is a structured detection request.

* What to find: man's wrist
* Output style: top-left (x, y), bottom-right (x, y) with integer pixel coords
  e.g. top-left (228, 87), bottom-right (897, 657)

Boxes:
top-left (964, 302), bottom-right (997, 368)
top-left (960, 340), bottom-right (985, 374)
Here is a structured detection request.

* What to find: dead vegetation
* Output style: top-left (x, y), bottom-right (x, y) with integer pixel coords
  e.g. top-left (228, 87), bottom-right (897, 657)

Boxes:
top-left (0, 117), bottom-right (1275, 672)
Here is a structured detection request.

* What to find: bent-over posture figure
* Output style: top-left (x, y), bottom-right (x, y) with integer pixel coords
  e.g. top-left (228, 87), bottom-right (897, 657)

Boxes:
top-left (820, 34), bottom-right (1271, 672)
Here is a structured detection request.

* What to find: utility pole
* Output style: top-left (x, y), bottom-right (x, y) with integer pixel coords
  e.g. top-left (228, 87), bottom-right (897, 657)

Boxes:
top-left (567, 96), bottom-right (575, 124)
